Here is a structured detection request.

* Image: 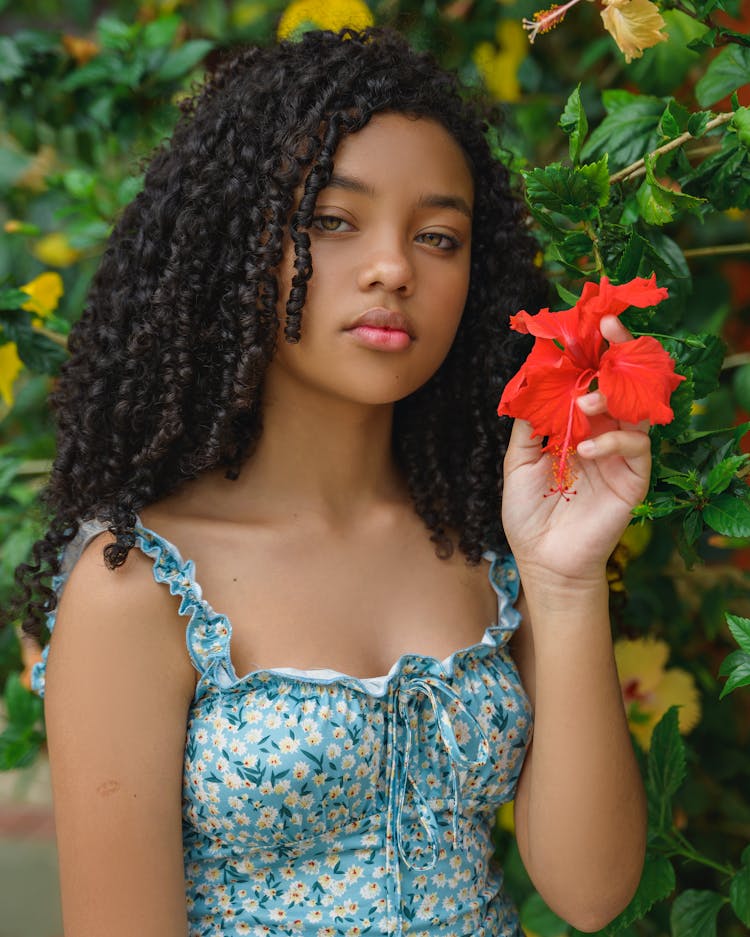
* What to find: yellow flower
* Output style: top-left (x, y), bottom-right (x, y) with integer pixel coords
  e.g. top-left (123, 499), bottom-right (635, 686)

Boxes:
top-left (607, 521), bottom-right (652, 592)
top-left (600, 0), bottom-right (668, 63)
top-left (277, 0), bottom-right (374, 41)
top-left (62, 34), bottom-right (100, 65)
top-left (496, 800), bottom-right (515, 834)
top-left (614, 637), bottom-right (701, 750)
top-left (473, 20), bottom-right (527, 102)
top-left (232, 1), bottom-right (267, 28)
top-left (20, 272), bottom-right (64, 319)
top-left (0, 342), bottom-right (23, 407)
top-left (32, 232), bottom-right (82, 268)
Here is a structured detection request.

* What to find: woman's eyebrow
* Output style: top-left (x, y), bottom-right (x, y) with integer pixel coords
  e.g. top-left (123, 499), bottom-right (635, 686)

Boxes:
top-left (324, 172), bottom-right (473, 220)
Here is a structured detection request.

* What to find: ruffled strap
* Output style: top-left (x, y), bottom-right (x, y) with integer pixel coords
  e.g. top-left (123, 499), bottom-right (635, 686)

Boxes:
top-left (30, 518), bottom-right (232, 699)
top-left (484, 550), bottom-right (522, 638)
top-left (132, 523), bottom-right (232, 684)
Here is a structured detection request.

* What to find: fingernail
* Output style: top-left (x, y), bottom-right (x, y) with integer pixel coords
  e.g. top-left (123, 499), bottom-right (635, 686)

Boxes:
top-left (578, 439), bottom-right (596, 455)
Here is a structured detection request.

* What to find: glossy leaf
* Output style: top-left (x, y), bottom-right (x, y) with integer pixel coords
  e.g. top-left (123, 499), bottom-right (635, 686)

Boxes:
top-left (696, 45), bottom-right (750, 106)
top-left (726, 614), bottom-right (750, 654)
top-left (523, 156), bottom-right (609, 222)
top-left (730, 846), bottom-right (750, 926)
top-left (719, 649), bottom-right (750, 698)
top-left (703, 493), bottom-right (750, 537)
top-left (646, 707), bottom-right (685, 833)
top-left (583, 90), bottom-right (665, 170)
top-left (670, 890), bottom-right (725, 937)
top-left (597, 854), bottom-right (675, 935)
top-left (559, 84), bottom-right (588, 165)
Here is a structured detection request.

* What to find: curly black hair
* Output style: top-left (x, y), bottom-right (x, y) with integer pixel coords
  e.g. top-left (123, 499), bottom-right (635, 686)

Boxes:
top-left (15, 26), bottom-right (547, 640)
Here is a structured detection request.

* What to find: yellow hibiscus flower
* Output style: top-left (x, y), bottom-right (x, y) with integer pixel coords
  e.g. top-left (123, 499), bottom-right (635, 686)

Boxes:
top-left (0, 342), bottom-right (24, 407)
top-left (277, 0), bottom-right (374, 41)
top-left (600, 0), bottom-right (668, 62)
top-left (20, 272), bottom-right (64, 319)
top-left (32, 232), bottom-right (82, 268)
top-left (614, 637), bottom-right (701, 750)
top-left (473, 20), bottom-right (527, 102)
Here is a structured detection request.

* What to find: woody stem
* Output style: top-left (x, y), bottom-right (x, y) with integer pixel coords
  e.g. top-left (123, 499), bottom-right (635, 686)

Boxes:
top-left (609, 113), bottom-right (733, 185)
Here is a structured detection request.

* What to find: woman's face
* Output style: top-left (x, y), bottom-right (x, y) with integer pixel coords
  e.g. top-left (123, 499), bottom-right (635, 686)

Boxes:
top-left (268, 112), bottom-right (474, 407)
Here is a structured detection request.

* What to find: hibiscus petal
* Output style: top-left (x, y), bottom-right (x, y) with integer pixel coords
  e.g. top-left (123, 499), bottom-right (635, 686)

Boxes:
top-left (578, 275), bottom-right (670, 324)
top-left (598, 336), bottom-right (685, 424)
top-left (499, 353), bottom-right (594, 447)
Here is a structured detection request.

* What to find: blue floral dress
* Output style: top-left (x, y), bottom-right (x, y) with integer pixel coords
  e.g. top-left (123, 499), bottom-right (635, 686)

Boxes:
top-left (33, 519), bottom-right (533, 937)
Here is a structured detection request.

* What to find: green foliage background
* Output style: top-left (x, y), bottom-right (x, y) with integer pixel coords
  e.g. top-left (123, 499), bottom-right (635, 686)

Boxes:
top-left (1, 0), bottom-right (749, 934)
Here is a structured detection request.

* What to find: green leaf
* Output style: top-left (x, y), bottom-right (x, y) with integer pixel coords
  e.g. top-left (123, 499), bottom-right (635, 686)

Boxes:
top-left (719, 649), bottom-right (750, 698)
top-left (658, 100), bottom-right (690, 141)
top-left (0, 288), bottom-right (32, 312)
top-left (597, 854), bottom-right (675, 935)
top-left (733, 364), bottom-right (750, 412)
top-left (523, 155), bottom-right (609, 222)
top-left (612, 231), bottom-right (649, 283)
top-left (646, 707), bottom-right (685, 833)
top-left (142, 14), bottom-right (181, 49)
top-left (634, 491), bottom-right (679, 519)
top-left (657, 376), bottom-right (694, 441)
top-left (625, 11), bottom-right (707, 97)
top-left (661, 333), bottom-right (724, 399)
top-left (705, 455), bottom-right (749, 495)
top-left (696, 45), bottom-right (750, 107)
top-left (4, 673), bottom-right (43, 729)
top-left (687, 26), bottom-right (719, 54)
top-left (0, 726), bottom-right (45, 771)
top-left (726, 614), bottom-right (750, 654)
top-left (583, 90), bottom-right (665, 171)
top-left (733, 107), bottom-right (750, 151)
top-left (520, 892), bottom-right (568, 936)
top-left (703, 493), bottom-right (750, 537)
top-left (60, 55), bottom-right (121, 92)
top-left (15, 331), bottom-right (68, 375)
top-left (154, 39), bottom-right (213, 82)
top-left (683, 508), bottom-right (703, 545)
top-left (635, 155), bottom-right (706, 226)
top-left (555, 283), bottom-right (581, 306)
top-left (96, 15), bottom-right (138, 52)
top-left (559, 84), bottom-right (588, 166)
top-left (0, 37), bottom-right (25, 81)
top-left (683, 135), bottom-right (750, 211)
top-left (670, 890), bottom-right (725, 937)
top-left (730, 845), bottom-right (750, 926)
top-left (687, 110), bottom-right (713, 138)
top-left (0, 146), bottom-right (33, 193)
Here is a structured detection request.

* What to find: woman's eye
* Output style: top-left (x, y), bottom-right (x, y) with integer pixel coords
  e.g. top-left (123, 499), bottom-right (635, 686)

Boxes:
top-left (312, 215), bottom-right (351, 232)
top-left (417, 231), bottom-right (459, 251)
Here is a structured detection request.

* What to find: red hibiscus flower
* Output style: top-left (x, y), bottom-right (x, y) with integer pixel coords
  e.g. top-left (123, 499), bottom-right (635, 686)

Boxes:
top-left (498, 275), bottom-right (685, 496)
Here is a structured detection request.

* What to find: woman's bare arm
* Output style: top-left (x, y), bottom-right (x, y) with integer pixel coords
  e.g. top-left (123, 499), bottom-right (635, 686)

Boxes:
top-left (511, 587), bottom-right (646, 933)
top-left (44, 533), bottom-right (196, 937)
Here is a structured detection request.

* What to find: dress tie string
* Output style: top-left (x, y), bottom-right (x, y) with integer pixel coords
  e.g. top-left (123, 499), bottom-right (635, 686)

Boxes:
top-left (384, 673), bottom-right (490, 934)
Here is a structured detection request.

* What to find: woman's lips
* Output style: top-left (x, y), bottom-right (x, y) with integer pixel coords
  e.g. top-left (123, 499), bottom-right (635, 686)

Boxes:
top-left (346, 324), bottom-right (413, 350)
top-left (345, 307), bottom-right (414, 351)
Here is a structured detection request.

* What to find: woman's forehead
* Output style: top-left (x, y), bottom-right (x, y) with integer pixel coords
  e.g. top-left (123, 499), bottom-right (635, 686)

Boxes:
top-left (321, 113), bottom-right (474, 205)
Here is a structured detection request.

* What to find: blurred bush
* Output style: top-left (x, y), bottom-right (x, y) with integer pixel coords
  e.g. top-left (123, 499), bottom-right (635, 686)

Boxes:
top-left (1, 0), bottom-right (749, 934)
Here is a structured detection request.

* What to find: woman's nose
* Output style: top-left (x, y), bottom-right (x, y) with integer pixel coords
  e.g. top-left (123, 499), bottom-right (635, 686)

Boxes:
top-left (357, 233), bottom-right (414, 294)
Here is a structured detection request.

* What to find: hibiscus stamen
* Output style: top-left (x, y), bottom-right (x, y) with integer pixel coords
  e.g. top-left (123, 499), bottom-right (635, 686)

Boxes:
top-left (546, 444), bottom-right (577, 500)
top-left (522, 0), bottom-right (582, 41)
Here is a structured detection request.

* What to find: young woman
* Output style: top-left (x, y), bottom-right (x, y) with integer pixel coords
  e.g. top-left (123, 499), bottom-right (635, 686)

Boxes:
top-left (16, 27), bottom-right (647, 937)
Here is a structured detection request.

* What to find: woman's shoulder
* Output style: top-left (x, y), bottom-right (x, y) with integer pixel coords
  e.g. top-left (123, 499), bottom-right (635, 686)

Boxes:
top-left (43, 525), bottom-right (196, 701)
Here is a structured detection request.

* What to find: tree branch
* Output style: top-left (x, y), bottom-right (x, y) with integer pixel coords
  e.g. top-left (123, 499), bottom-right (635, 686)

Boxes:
top-left (609, 112), bottom-right (733, 185)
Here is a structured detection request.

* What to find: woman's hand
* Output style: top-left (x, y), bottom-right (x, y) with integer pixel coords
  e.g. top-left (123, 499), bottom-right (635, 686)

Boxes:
top-left (501, 315), bottom-right (652, 588)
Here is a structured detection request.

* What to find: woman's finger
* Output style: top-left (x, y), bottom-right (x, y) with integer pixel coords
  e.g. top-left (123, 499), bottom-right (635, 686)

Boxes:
top-left (600, 314), bottom-right (633, 344)
top-left (577, 429), bottom-right (651, 465)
